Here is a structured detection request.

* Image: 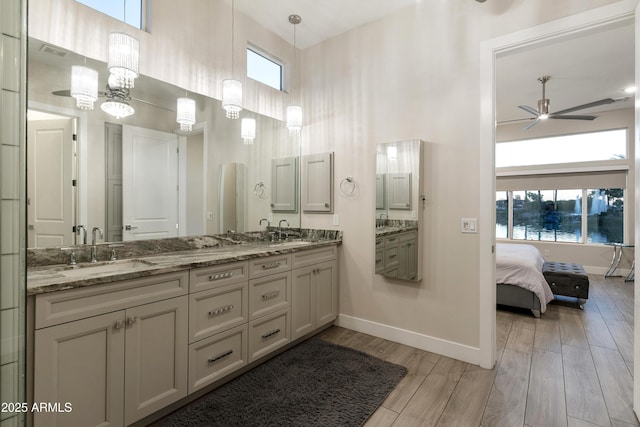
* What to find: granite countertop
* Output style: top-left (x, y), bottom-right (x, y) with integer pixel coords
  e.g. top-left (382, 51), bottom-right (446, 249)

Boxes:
top-left (27, 238), bottom-right (340, 296)
top-left (375, 226), bottom-right (419, 238)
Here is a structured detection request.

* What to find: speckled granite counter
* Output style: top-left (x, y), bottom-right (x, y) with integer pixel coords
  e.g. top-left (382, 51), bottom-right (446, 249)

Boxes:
top-left (375, 226), bottom-right (418, 238)
top-left (27, 230), bottom-right (341, 295)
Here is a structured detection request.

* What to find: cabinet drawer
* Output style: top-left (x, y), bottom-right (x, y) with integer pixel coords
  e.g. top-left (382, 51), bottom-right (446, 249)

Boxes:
top-left (375, 249), bottom-right (384, 274)
top-left (189, 282), bottom-right (248, 343)
top-left (384, 234), bottom-right (400, 245)
top-left (248, 255), bottom-right (291, 279)
top-left (189, 261), bottom-right (248, 293)
top-left (35, 271), bottom-right (189, 329)
top-left (292, 245), bottom-right (337, 268)
top-left (188, 324), bottom-right (248, 393)
top-left (249, 272), bottom-right (291, 320)
top-left (398, 231), bottom-right (417, 242)
top-left (248, 308), bottom-right (290, 362)
top-left (385, 246), bottom-right (399, 269)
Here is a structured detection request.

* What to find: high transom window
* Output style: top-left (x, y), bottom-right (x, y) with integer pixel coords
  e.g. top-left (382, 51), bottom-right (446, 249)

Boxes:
top-left (75, 0), bottom-right (144, 29)
top-left (247, 47), bottom-right (283, 91)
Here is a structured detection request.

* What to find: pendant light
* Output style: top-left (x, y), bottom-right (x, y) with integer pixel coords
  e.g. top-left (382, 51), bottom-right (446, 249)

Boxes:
top-left (108, 32), bottom-right (139, 89)
top-left (176, 97), bottom-right (196, 132)
top-left (70, 65), bottom-right (98, 110)
top-left (222, 0), bottom-right (242, 119)
top-left (241, 118), bottom-right (256, 144)
top-left (287, 14), bottom-right (302, 135)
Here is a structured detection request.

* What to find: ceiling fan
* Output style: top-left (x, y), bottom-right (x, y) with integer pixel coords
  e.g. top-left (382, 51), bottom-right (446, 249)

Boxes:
top-left (52, 74), bottom-right (174, 114)
top-left (517, 75), bottom-right (616, 130)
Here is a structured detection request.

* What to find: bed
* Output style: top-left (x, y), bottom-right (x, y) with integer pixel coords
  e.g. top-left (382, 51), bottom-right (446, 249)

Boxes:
top-left (496, 243), bottom-right (554, 318)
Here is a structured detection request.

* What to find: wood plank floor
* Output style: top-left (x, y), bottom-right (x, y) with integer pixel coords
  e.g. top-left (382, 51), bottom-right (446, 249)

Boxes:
top-left (317, 274), bottom-right (638, 427)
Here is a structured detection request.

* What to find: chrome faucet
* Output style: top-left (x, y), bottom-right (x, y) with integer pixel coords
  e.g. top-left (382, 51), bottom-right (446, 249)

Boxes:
top-left (259, 218), bottom-right (270, 227)
top-left (91, 227), bottom-right (104, 263)
top-left (76, 225), bottom-right (87, 245)
top-left (278, 219), bottom-right (289, 241)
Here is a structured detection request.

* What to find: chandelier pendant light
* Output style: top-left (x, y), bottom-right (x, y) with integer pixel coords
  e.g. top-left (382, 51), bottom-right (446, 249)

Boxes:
top-left (287, 14), bottom-right (303, 135)
top-left (222, 0), bottom-right (242, 119)
top-left (176, 97), bottom-right (196, 132)
top-left (71, 65), bottom-right (99, 110)
top-left (108, 32), bottom-right (139, 89)
top-left (241, 118), bottom-right (256, 144)
top-left (101, 100), bottom-right (134, 119)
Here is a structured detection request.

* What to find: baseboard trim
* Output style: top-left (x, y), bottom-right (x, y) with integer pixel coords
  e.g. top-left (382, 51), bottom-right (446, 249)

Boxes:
top-left (335, 314), bottom-right (482, 366)
top-left (584, 265), bottom-right (631, 277)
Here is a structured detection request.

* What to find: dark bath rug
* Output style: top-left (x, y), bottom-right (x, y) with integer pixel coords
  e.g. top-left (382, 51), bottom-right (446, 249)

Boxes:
top-left (151, 338), bottom-right (407, 427)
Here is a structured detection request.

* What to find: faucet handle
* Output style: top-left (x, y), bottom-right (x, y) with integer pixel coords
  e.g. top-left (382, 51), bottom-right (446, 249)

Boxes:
top-left (108, 244), bottom-right (124, 261)
top-left (60, 247), bottom-right (77, 265)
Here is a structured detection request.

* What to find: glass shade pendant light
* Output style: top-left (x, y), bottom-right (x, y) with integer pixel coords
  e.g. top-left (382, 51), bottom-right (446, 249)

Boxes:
top-left (222, 0), bottom-right (242, 119)
top-left (71, 65), bottom-right (98, 110)
top-left (108, 32), bottom-right (139, 89)
top-left (287, 14), bottom-right (302, 135)
top-left (176, 97), bottom-right (196, 132)
top-left (101, 100), bottom-right (134, 119)
top-left (241, 118), bottom-right (256, 144)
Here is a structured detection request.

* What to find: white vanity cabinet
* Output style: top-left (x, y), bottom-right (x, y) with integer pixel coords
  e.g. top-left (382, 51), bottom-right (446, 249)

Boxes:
top-left (33, 271), bottom-right (189, 427)
top-left (379, 230), bottom-right (417, 279)
top-left (291, 246), bottom-right (338, 341)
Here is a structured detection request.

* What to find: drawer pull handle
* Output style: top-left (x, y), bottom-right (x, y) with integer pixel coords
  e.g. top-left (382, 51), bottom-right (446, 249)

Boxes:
top-left (209, 271), bottom-right (234, 281)
top-left (389, 254), bottom-right (397, 259)
top-left (208, 350), bottom-right (234, 364)
top-left (262, 262), bottom-right (281, 270)
top-left (261, 328), bottom-right (281, 340)
top-left (209, 304), bottom-right (234, 316)
top-left (261, 290), bottom-right (280, 300)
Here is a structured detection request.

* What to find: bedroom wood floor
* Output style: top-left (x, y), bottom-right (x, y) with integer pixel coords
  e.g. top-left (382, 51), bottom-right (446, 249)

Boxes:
top-left (317, 274), bottom-right (637, 427)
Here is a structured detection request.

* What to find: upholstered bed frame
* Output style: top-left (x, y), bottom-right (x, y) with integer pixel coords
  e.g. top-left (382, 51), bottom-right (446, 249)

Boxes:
top-left (497, 283), bottom-right (542, 318)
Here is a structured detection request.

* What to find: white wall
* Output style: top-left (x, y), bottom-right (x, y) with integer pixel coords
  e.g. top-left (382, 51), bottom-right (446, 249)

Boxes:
top-left (299, 0), bottom-right (626, 360)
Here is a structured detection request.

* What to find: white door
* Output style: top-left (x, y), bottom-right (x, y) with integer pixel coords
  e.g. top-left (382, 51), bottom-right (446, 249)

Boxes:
top-left (27, 117), bottom-right (74, 248)
top-left (122, 125), bottom-right (179, 240)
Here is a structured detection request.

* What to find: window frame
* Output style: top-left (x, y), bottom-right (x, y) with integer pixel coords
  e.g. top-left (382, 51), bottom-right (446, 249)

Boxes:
top-left (246, 45), bottom-right (284, 92)
top-left (75, 0), bottom-right (147, 30)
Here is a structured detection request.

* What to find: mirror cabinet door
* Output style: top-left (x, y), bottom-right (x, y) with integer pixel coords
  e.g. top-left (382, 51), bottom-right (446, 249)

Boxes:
top-left (375, 140), bottom-right (423, 281)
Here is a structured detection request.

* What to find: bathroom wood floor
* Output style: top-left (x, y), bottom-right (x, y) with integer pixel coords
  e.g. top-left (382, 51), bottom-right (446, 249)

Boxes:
top-left (317, 274), bottom-right (638, 427)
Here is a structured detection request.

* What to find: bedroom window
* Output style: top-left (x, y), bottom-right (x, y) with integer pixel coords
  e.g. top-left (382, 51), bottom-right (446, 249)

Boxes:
top-left (496, 188), bottom-right (624, 244)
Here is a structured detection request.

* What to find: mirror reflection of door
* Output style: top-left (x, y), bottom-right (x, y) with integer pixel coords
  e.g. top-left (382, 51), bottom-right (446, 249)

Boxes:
top-left (122, 125), bottom-right (179, 240)
top-left (27, 111), bottom-right (76, 248)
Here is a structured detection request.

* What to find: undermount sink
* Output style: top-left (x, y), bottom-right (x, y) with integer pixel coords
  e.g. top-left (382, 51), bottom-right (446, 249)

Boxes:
top-left (60, 259), bottom-right (157, 277)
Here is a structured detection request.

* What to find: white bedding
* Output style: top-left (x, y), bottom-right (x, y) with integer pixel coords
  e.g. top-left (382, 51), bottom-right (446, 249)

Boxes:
top-left (496, 243), bottom-right (554, 313)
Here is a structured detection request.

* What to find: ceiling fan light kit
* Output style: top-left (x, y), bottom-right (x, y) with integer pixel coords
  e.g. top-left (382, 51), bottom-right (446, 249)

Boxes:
top-left (517, 75), bottom-right (616, 130)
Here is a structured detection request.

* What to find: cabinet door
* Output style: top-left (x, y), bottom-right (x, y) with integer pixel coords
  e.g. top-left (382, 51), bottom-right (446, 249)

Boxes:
top-left (34, 311), bottom-right (125, 427)
top-left (301, 152), bottom-right (333, 212)
top-left (124, 296), bottom-right (188, 425)
top-left (315, 260), bottom-right (338, 327)
top-left (271, 156), bottom-right (298, 212)
top-left (291, 265), bottom-right (315, 341)
top-left (388, 173), bottom-right (412, 210)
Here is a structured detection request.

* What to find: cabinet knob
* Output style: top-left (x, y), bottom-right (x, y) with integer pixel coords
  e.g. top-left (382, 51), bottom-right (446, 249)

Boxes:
top-left (114, 320), bottom-right (124, 330)
top-left (126, 316), bottom-right (137, 326)
top-left (324, 203), bottom-right (330, 208)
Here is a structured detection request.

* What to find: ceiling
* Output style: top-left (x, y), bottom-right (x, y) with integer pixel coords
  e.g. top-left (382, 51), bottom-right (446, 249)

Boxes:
top-left (233, 0), bottom-right (635, 126)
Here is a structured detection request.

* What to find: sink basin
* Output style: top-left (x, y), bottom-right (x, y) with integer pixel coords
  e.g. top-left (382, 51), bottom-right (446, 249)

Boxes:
top-left (61, 259), bottom-right (157, 277)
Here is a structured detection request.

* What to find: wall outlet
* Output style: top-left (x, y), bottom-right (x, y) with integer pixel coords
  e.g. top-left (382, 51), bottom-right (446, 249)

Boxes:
top-left (207, 212), bottom-right (213, 221)
top-left (461, 218), bottom-right (478, 233)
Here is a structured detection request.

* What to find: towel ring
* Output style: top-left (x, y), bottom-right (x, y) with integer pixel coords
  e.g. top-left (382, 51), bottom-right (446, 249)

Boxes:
top-left (339, 176), bottom-right (357, 197)
top-left (254, 182), bottom-right (266, 198)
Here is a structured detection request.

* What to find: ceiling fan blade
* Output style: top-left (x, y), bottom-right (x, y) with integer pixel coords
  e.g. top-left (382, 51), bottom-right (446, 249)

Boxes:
top-left (523, 118), bottom-right (540, 131)
top-left (518, 105), bottom-right (539, 116)
top-left (551, 98), bottom-right (616, 115)
top-left (52, 89), bottom-right (71, 97)
top-left (550, 114), bottom-right (597, 121)
top-left (131, 96), bottom-right (175, 112)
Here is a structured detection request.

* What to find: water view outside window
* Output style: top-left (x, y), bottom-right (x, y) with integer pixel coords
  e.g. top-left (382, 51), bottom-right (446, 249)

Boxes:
top-left (587, 188), bottom-right (624, 243)
top-left (496, 188), bottom-right (623, 244)
top-left (496, 191), bottom-right (508, 239)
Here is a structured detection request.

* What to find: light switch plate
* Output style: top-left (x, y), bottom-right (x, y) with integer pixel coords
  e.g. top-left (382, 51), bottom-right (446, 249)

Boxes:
top-left (333, 214), bottom-right (339, 226)
top-left (461, 218), bottom-right (478, 233)
top-left (207, 212), bottom-right (213, 221)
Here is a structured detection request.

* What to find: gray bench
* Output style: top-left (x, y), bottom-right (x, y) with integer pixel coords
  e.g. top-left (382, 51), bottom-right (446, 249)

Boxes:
top-left (542, 261), bottom-right (589, 309)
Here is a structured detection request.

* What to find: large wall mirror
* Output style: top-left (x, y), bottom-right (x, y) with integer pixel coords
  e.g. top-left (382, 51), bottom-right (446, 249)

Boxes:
top-left (375, 139), bottom-right (423, 281)
top-left (27, 37), bottom-right (300, 249)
